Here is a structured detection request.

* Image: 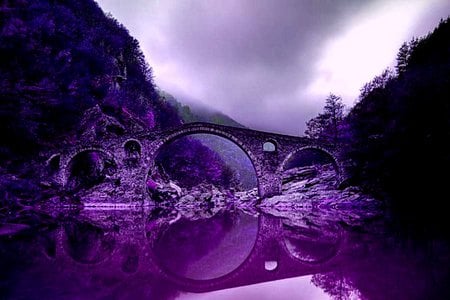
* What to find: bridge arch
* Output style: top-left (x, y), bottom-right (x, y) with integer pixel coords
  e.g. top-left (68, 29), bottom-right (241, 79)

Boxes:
top-left (281, 223), bottom-right (343, 265)
top-left (278, 146), bottom-right (342, 181)
top-left (146, 124), bottom-right (263, 195)
top-left (62, 147), bottom-right (117, 187)
top-left (46, 153), bottom-right (61, 173)
top-left (123, 139), bottom-right (142, 157)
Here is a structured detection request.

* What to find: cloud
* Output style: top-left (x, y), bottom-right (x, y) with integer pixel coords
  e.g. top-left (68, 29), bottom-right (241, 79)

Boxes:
top-left (96, 0), bottom-right (449, 135)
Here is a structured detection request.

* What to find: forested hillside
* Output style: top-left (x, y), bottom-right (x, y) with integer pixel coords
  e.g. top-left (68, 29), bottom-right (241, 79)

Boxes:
top-left (0, 0), bottom-right (182, 160)
top-left (345, 17), bottom-right (450, 231)
top-left (0, 0), bottom-right (240, 194)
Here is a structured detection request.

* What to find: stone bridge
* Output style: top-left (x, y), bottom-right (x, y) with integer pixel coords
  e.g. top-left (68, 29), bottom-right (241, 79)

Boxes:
top-left (46, 122), bottom-right (347, 202)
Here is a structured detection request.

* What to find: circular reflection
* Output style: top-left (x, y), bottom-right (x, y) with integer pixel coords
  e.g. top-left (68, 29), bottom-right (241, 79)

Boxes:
top-left (153, 211), bottom-right (258, 280)
top-left (283, 224), bottom-right (341, 264)
top-left (64, 222), bottom-right (115, 264)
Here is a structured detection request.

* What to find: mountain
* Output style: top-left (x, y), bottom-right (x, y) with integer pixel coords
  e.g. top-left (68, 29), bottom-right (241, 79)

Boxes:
top-left (160, 91), bottom-right (245, 128)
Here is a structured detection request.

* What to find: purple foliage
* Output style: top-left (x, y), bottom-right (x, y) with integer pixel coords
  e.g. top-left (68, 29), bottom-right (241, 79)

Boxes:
top-left (155, 136), bottom-right (235, 188)
top-left (0, 0), bottom-right (178, 160)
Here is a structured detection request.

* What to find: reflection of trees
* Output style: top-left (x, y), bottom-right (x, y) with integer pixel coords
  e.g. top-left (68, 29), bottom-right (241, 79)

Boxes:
top-left (312, 271), bottom-right (361, 300)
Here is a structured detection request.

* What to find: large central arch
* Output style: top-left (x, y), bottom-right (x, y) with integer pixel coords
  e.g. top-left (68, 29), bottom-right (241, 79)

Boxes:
top-left (146, 125), bottom-right (263, 195)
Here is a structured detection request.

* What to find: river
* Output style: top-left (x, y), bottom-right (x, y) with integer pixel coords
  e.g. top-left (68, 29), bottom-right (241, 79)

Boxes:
top-left (1, 198), bottom-right (449, 299)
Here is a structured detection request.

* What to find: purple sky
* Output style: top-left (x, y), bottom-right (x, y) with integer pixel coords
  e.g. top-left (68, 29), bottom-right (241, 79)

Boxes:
top-left (96, 0), bottom-right (450, 135)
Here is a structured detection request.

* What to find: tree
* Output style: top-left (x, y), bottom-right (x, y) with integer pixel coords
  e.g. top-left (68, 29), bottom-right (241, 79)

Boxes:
top-left (305, 114), bottom-right (328, 139)
top-left (395, 37), bottom-right (419, 76)
top-left (359, 68), bottom-right (395, 99)
top-left (323, 94), bottom-right (345, 144)
top-left (305, 94), bottom-right (345, 145)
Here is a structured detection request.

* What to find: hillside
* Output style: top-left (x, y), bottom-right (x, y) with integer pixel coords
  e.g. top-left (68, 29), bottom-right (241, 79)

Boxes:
top-left (0, 0), bottom-right (242, 199)
top-left (160, 91), bottom-right (245, 128)
top-left (0, 0), bottom-right (182, 161)
top-left (345, 17), bottom-right (450, 231)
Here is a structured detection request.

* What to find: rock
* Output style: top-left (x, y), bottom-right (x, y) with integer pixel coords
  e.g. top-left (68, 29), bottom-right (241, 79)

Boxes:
top-left (200, 192), bottom-right (212, 202)
top-left (79, 105), bottom-right (126, 141)
top-left (168, 181), bottom-right (182, 197)
top-left (282, 166), bottom-right (318, 184)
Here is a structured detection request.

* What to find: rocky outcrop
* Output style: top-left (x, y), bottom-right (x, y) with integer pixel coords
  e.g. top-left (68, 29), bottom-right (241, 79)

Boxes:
top-left (78, 105), bottom-right (127, 142)
top-left (150, 165), bottom-right (382, 226)
top-left (259, 166), bottom-right (382, 227)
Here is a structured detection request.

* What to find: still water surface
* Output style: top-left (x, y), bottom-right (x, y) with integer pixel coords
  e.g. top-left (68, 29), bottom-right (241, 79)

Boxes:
top-left (1, 203), bottom-right (449, 299)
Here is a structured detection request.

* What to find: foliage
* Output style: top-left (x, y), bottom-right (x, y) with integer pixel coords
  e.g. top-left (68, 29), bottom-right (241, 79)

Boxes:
top-left (160, 91), bottom-right (245, 128)
top-left (395, 37), bottom-right (419, 76)
top-left (305, 94), bottom-right (345, 145)
top-left (155, 136), bottom-right (235, 188)
top-left (0, 0), bottom-right (234, 190)
top-left (346, 17), bottom-right (450, 231)
top-left (312, 272), bottom-right (360, 300)
top-left (0, 0), bottom-right (178, 160)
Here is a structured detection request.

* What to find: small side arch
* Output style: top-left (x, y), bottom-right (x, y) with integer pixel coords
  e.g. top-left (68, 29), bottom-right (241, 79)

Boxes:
top-left (278, 146), bottom-right (342, 182)
top-left (62, 147), bottom-right (117, 187)
top-left (263, 139), bottom-right (278, 152)
top-left (123, 139), bottom-right (142, 158)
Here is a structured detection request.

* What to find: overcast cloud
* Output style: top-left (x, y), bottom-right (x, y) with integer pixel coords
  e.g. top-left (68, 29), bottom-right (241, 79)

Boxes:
top-left (96, 0), bottom-right (450, 135)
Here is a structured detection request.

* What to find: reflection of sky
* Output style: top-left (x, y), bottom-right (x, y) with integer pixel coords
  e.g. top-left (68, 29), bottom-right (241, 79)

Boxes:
top-left (177, 275), bottom-right (330, 300)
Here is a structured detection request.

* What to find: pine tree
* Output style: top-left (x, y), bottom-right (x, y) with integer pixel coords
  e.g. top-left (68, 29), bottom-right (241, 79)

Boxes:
top-left (305, 114), bottom-right (328, 139)
top-left (396, 42), bottom-right (410, 75)
top-left (323, 94), bottom-right (345, 145)
top-left (395, 37), bottom-right (419, 76)
top-left (305, 94), bottom-right (345, 145)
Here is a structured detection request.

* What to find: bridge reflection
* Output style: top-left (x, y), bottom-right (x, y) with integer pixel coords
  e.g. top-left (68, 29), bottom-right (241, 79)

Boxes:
top-left (47, 207), bottom-right (357, 294)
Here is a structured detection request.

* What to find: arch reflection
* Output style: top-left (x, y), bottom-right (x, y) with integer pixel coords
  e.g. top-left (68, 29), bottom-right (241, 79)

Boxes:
top-left (282, 223), bottom-right (342, 264)
top-left (63, 221), bottom-right (115, 264)
top-left (153, 210), bottom-right (259, 281)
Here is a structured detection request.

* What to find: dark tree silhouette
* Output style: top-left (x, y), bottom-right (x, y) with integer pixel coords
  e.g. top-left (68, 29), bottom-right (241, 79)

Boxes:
top-left (305, 94), bottom-right (345, 145)
top-left (395, 38), bottom-right (419, 76)
top-left (345, 17), bottom-right (450, 235)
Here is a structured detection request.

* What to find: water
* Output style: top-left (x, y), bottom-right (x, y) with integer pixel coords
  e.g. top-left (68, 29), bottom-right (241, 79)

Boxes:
top-left (1, 204), bottom-right (449, 299)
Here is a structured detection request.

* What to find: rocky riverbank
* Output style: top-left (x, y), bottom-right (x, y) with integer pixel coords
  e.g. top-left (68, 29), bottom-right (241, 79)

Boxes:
top-left (150, 165), bottom-right (383, 226)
